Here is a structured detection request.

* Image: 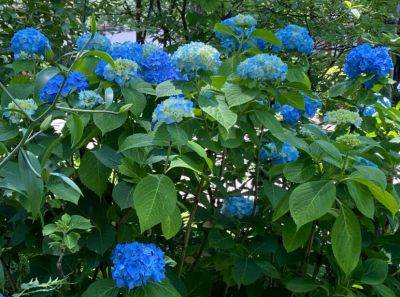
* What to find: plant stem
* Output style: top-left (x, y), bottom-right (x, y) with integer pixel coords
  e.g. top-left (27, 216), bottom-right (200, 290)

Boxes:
top-left (0, 81), bottom-right (34, 121)
top-left (164, 141), bottom-right (172, 173)
top-left (56, 105), bottom-right (119, 114)
top-left (177, 176), bottom-right (205, 278)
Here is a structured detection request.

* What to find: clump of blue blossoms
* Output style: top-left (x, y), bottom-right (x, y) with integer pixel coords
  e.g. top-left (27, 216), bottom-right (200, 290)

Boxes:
top-left (344, 43), bottom-right (393, 87)
top-left (97, 58), bottom-right (139, 86)
top-left (141, 47), bottom-right (184, 84)
top-left (273, 24), bottom-right (314, 54)
top-left (237, 54), bottom-right (288, 81)
top-left (215, 14), bottom-right (266, 51)
top-left (274, 95), bottom-right (321, 125)
top-left (110, 42), bottom-right (143, 63)
top-left (76, 32), bottom-right (111, 52)
top-left (77, 90), bottom-right (103, 109)
top-left (152, 95), bottom-right (194, 125)
top-left (39, 71), bottom-right (88, 103)
top-left (4, 99), bottom-right (37, 123)
top-left (111, 242), bottom-right (165, 289)
top-left (355, 156), bottom-right (378, 168)
top-left (276, 104), bottom-right (301, 125)
top-left (11, 27), bottom-right (51, 60)
top-left (221, 196), bottom-right (254, 218)
top-left (172, 42), bottom-right (221, 76)
top-left (324, 109), bottom-right (362, 127)
top-left (362, 95), bottom-right (391, 117)
top-left (260, 143), bottom-right (299, 164)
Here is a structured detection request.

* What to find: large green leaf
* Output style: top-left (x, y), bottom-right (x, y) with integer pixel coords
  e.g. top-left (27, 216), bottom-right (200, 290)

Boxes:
top-left (251, 28), bottom-right (282, 46)
top-left (66, 114), bottom-right (84, 147)
top-left (283, 160), bottom-right (315, 183)
top-left (289, 181), bottom-right (336, 228)
top-left (82, 279), bottom-right (119, 297)
top-left (198, 95), bottom-right (237, 131)
top-left (156, 80), bottom-right (182, 98)
top-left (112, 181), bottom-right (135, 210)
top-left (286, 278), bottom-right (319, 293)
top-left (78, 152), bottom-right (111, 197)
top-left (119, 133), bottom-right (168, 151)
top-left (122, 87), bottom-right (146, 116)
top-left (86, 225), bottom-right (116, 255)
top-left (134, 280), bottom-right (181, 297)
top-left (361, 258), bottom-right (388, 285)
top-left (346, 181), bottom-right (374, 218)
top-left (0, 122), bottom-right (19, 141)
top-left (282, 219), bottom-right (312, 252)
top-left (331, 205), bottom-right (361, 275)
top-left (373, 284), bottom-right (396, 297)
top-left (223, 83), bottom-right (258, 107)
top-left (93, 104), bottom-right (127, 135)
top-left (232, 258), bottom-right (262, 286)
top-left (133, 174), bottom-right (177, 232)
top-left (161, 206), bottom-right (182, 240)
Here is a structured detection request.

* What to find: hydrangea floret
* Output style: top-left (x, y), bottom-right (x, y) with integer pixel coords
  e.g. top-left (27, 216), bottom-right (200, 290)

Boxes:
top-left (336, 133), bottom-right (361, 148)
top-left (152, 95), bottom-right (194, 125)
top-left (221, 196), bottom-right (254, 218)
top-left (237, 54), bottom-right (288, 81)
top-left (77, 90), bottom-right (103, 109)
top-left (97, 58), bottom-right (139, 86)
top-left (111, 242), bottom-right (165, 289)
top-left (171, 42), bottom-right (221, 76)
top-left (11, 27), bottom-right (51, 60)
top-left (4, 99), bottom-right (38, 123)
top-left (324, 109), bottom-right (362, 127)
top-left (76, 32), bottom-right (111, 52)
top-left (260, 143), bottom-right (299, 164)
top-left (273, 24), bottom-right (314, 54)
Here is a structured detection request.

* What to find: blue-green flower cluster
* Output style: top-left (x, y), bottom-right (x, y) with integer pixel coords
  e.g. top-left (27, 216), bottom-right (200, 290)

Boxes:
top-left (344, 43), bottom-right (393, 86)
top-left (273, 24), bottom-right (314, 54)
top-left (324, 109), bottom-right (362, 127)
top-left (76, 32), bottom-right (111, 52)
top-left (260, 143), bottom-right (299, 164)
top-left (237, 54), bottom-right (287, 81)
top-left (215, 14), bottom-right (266, 51)
top-left (336, 134), bottom-right (361, 147)
top-left (112, 242), bottom-right (165, 289)
top-left (355, 156), bottom-right (378, 168)
top-left (39, 71), bottom-right (88, 103)
top-left (152, 95), bottom-right (194, 125)
top-left (4, 99), bottom-right (37, 123)
top-left (171, 42), bottom-right (221, 76)
top-left (97, 58), bottom-right (139, 86)
top-left (11, 27), bottom-right (51, 60)
top-left (77, 90), bottom-right (103, 109)
top-left (221, 196), bottom-right (253, 218)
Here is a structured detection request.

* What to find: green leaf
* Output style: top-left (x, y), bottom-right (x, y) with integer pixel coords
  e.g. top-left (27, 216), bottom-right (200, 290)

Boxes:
top-left (90, 14), bottom-right (97, 33)
top-left (251, 28), bottom-right (282, 46)
top-left (81, 50), bottom-right (114, 66)
top-left (47, 176), bottom-right (81, 205)
top-left (134, 280), bottom-right (181, 297)
top-left (283, 160), bottom-right (315, 183)
top-left (112, 181), bottom-right (134, 210)
top-left (198, 95), bottom-right (237, 131)
top-left (328, 80), bottom-right (353, 98)
top-left (120, 133), bottom-right (168, 151)
top-left (349, 178), bottom-right (398, 216)
top-left (332, 205), bottom-right (361, 275)
top-left (34, 67), bottom-right (60, 96)
top-left (133, 174), bottom-right (177, 232)
top-left (0, 260), bottom-right (5, 289)
top-left (286, 66), bottom-right (311, 89)
top-left (282, 219), bottom-right (312, 252)
top-left (66, 114), bottom-right (84, 147)
top-left (232, 258), bottom-right (262, 286)
top-left (82, 279), bottom-right (119, 297)
top-left (352, 165), bottom-right (386, 189)
top-left (346, 181), bottom-right (374, 218)
top-left (86, 225), bottom-right (116, 255)
top-left (272, 194), bottom-right (289, 222)
top-left (69, 215), bottom-right (93, 230)
top-left (312, 140), bottom-right (342, 162)
top-left (223, 84), bottom-right (258, 107)
top-left (0, 121), bottom-right (19, 141)
top-left (208, 229), bottom-right (234, 249)
top-left (186, 141), bottom-right (213, 170)
top-left (122, 87), bottom-right (146, 116)
top-left (64, 232), bottom-right (80, 251)
top-left (93, 104), bottom-right (127, 135)
top-left (78, 152), bottom-right (111, 197)
top-left (278, 91), bottom-right (305, 110)
top-left (168, 155), bottom-right (203, 173)
top-left (167, 124), bottom-right (188, 146)
top-left (361, 259), bottom-right (388, 285)
top-left (93, 145), bottom-right (122, 169)
top-left (289, 181), bottom-right (336, 228)
top-left (156, 80), bottom-right (182, 98)
top-left (161, 206), bottom-right (182, 239)
top-left (286, 277), bottom-right (319, 293)
top-left (255, 260), bottom-right (281, 279)
top-left (373, 284), bottom-right (396, 297)
top-left (18, 150), bottom-right (43, 219)
top-left (213, 23), bottom-right (235, 36)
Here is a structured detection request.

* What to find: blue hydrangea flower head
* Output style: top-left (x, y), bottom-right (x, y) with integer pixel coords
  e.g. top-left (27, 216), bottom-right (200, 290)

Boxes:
top-left (237, 54), bottom-right (287, 81)
top-left (355, 156), bottom-right (378, 168)
top-left (97, 58), bottom-right (139, 86)
top-left (110, 42), bottom-right (143, 63)
top-left (304, 95), bottom-right (322, 118)
top-left (260, 143), bottom-right (278, 160)
top-left (142, 43), bottom-right (161, 57)
top-left (39, 71), bottom-right (88, 103)
top-left (272, 143), bottom-right (299, 164)
top-left (141, 48), bottom-right (184, 84)
top-left (4, 98), bottom-right (37, 123)
top-left (152, 95), bottom-right (194, 125)
top-left (221, 196), bottom-right (253, 218)
top-left (273, 24), bottom-right (314, 54)
top-left (278, 104), bottom-right (301, 125)
top-left (344, 43), bottom-right (393, 79)
top-left (76, 32), bottom-right (111, 52)
top-left (172, 42), bottom-right (221, 76)
top-left (111, 242), bottom-right (165, 289)
top-left (215, 14), bottom-right (266, 51)
top-left (363, 105), bottom-right (376, 117)
top-left (11, 27), bottom-right (51, 60)
top-left (377, 96), bottom-right (391, 108)
top-left (77, 90), bottom-right (103, 109)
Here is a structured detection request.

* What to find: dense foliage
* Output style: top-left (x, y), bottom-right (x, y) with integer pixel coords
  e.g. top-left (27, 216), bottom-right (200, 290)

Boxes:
top-left (0, 2), bottom-right (400, 297)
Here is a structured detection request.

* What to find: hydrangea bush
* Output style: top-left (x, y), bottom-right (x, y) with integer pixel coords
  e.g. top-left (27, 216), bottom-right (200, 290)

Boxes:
top-left (0, 14), bottom-right (399, 297)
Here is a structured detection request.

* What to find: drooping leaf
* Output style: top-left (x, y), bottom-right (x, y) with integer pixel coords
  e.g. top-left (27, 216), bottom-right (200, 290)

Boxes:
top-left (161, 206), bottom-right (182, 240)
top-left (82, 279), bottom-right (119, 297)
